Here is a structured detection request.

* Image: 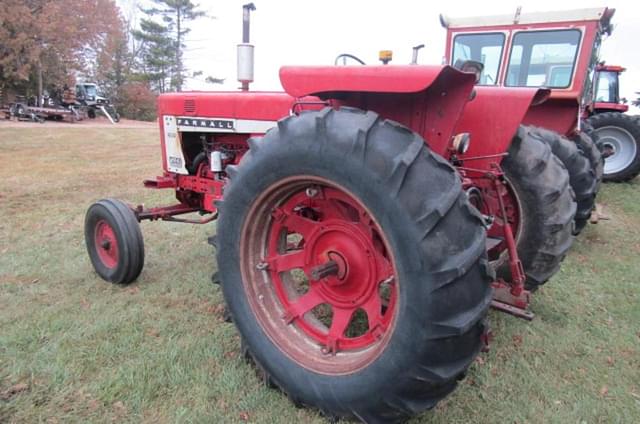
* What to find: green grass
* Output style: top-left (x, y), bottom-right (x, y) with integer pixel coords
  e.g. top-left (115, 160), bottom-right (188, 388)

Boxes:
top-left (1, 127), bottom-right (639, 423)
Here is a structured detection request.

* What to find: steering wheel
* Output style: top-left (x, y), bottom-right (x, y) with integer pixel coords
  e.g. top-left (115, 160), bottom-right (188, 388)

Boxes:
top-left (334, 54), bottom-right (366, 66)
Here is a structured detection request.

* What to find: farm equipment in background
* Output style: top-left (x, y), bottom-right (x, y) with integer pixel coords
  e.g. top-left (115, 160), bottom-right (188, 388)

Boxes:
top-left (441, 6), bottom-right (640, 182)
top-left (84, 3), bottom-right (586, 422)
top-left (2, 95), bottom-right (81, 123)
top-left (75, 83), bottom-right (120, 123)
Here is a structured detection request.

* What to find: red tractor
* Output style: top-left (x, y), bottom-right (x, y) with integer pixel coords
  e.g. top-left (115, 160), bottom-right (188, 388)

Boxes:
top-left (441, 6), bottom-right (640, 182)
top-left (84, 4), bottom-right (580, 422)
top-left (585, 64), bottom-right (640, 181)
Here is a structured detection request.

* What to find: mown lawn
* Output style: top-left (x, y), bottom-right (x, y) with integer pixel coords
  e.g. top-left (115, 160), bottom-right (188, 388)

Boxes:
top-left (1, 126), bottom-right (639, 423)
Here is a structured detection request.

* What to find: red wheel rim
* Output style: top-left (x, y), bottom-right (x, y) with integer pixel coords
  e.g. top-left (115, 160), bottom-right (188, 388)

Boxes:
top-left (471, 179), bottom-right (521, 261)
top-left (94, 219), bottom-right (119, 269)
top-left (240, 176), bottom-right (398, 375)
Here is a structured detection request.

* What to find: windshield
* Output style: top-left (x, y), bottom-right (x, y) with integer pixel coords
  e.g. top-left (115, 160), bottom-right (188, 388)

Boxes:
top-left (594, 70), bottom-right (619, 103)
top-left (452, 33), bottom-right (504, 85)
top-left (506, 29), bottom-right (581, 88)
top-left (84, 85), bottom-right (98, 98)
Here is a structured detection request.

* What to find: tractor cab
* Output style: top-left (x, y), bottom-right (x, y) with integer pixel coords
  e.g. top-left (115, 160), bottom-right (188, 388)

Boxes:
top-left (442, 8), bottom-right (614, 93)
top-left (75, 83), bottom-right (108, 106)
top-left (441, 7), bottom-right (615, 136)
top-left (592, 64), bottom-right (629, 113)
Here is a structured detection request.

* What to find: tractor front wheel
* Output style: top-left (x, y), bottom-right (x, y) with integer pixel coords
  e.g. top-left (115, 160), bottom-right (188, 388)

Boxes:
top-left (216, 108), bottom-right (493, 421)
top-left (85, 198), bottom-right (144, 284)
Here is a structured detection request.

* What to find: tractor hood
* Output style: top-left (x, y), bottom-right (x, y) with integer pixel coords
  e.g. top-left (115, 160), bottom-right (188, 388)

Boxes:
top-left (279, 65), bottom-right (474, 98)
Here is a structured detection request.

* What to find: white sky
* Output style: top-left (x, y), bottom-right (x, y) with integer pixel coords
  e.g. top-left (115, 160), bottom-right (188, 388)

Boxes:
top-left (122, 0), bottom-right (640, 113)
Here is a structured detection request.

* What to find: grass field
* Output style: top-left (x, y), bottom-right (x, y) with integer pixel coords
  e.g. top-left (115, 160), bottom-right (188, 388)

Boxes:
top-left (1, 126), bottom-right (639, 423)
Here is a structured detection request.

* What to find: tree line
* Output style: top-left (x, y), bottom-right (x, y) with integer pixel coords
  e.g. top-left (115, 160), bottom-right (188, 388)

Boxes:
top-left (0, 0), bottom-right (212, 120)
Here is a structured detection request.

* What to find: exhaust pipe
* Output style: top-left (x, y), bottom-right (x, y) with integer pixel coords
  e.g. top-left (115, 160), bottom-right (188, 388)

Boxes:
top-left (238, 3), bottom-right (256, 91)
top-left (411, 44), bottom-right (425, 65)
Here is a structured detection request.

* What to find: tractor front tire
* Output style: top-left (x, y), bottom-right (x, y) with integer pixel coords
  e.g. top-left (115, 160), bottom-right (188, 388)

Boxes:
top-left (498, 126), bottom-right (576, 290)
top-left (530, 127), bottom-right (596, 235)
top-left (85, 198), bottom-right (144, 284)
top-left (216, 107), bottom-right (493, 422)
top-left (586, 112), bottom-right (640, 182)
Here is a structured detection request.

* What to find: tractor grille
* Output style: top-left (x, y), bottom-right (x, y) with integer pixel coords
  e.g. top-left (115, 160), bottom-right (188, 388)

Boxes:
top-left (183, 99), bottom-right (196, 115)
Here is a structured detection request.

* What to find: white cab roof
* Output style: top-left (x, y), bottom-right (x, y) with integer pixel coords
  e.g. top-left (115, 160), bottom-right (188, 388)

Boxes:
top-left (441, 7), bottom-right (608, 28)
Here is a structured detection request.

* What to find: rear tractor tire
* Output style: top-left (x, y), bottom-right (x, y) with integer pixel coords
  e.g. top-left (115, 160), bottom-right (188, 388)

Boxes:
top-left (216, 107), bottom-right (493, 422)
top-left (529, 127), bottom-right (597, 235)
top-left (85, 198), bottom-right (144, 284)
top-left (494, 126), bottom-right (576, 290)
top-left (586, 112), bottom-right (640, 182)
top-left (573, 124), bottom-right (604, 192)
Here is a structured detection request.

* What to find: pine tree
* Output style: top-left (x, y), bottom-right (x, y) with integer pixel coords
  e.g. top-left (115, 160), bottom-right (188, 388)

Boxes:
top-left (140, 0), bottom-right (205, 92)
top-left (132, 19), bottom-right (175, 92)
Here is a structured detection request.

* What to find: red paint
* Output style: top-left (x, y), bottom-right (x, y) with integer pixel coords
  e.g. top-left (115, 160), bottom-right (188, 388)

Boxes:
top-left (280, 65), bottom-right (473, 97)
top-left (454, 86), bottom-right (545, 169)
top-left (442, 7), bottom-right (616, 137)
top-left (265, 184), bottom-right (396, 353)
top-left (593, 102), bottom-right (628, 113)
top-left (158, 91), bottom-right (297, 121)
top-left (523, 98), bottom-right (579, 136)
top-left (94, 220), bottom-right (119, 269)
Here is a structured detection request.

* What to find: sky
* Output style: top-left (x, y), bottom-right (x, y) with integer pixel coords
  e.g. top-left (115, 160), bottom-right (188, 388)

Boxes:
top-left (120, 0), bottom-right (640, 113)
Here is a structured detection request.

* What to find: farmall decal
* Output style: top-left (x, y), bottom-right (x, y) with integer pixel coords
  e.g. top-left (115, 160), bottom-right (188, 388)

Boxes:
top-left (176, 117), bottom-right (234, 130)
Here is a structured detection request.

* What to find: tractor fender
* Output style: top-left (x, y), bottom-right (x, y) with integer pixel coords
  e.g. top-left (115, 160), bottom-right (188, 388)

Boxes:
top-left (280, 65), bottom-right (477, 156)
top-left (280, 65), bottom-right (473, 97)
top-left (455, 86), bottom-right (550, 170)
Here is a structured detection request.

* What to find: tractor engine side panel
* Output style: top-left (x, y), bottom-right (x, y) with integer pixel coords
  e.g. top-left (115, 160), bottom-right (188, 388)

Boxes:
top-left (156, 92), bottom-right (299, 173)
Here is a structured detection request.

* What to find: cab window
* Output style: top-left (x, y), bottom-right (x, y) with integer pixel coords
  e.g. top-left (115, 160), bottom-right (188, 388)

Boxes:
top-left (594, 71), bottom-right (619, 103)
top-left (506, 29), bottom-right (581, 88)
top-left (452, 33), bottom-right (505, 85)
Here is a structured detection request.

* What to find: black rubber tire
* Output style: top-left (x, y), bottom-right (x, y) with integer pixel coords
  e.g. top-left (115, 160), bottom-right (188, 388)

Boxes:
top-left (216, 107), bottom-right (493, 422)
top-left (586, 112), bottom-right (640, 182)
top-left (497, 125), bottom-right (576, 290)
top-left (87, 108), bottom-right (96, 119)
top-left (85, 198), bottom-right (144, 284)
top-left (573, 125), bottom-right (604, 192)
top-left (530, 127), bottom-right (596, 235)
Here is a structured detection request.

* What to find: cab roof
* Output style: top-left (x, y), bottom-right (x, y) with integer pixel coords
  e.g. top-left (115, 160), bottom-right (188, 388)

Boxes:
top-left (440, 7), bottom-right (613, 29)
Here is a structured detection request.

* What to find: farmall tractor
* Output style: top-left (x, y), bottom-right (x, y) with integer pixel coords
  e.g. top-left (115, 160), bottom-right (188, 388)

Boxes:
top-left (441, 6), bottom-right (640, 182)
top-left (84, 4), bottom-right (580, 422)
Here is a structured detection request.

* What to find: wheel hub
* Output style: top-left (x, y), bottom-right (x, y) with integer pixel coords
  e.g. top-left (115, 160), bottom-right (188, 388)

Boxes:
top-left (240, 178), bottom-right (398, 373)
top-left (94, 219), bottom-right (119, 269)
top-left (595, 125), bottom-right (638, 174)
top-left (304, 221), bottom-right (378, 309)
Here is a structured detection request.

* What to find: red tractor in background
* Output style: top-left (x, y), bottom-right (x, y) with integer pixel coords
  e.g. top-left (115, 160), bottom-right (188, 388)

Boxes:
top-left (585, 63), bottom-right (640, 181)
top-left (84, 4), bottom-right (586, 422)
top-left (590, 64), bottom-right (630, 115)
top-left (441, 6), bottom-right (640, 182)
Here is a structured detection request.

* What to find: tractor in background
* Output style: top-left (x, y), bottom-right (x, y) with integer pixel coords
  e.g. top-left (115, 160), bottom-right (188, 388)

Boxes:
top-left (441, 6), bottom-right (640, 182)
top-left (84, 3), bottom-right (581, 422)
top-left (584, 64), bottom-right (640, 181)
top-left (75, 82), bottom-right (120, 123)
